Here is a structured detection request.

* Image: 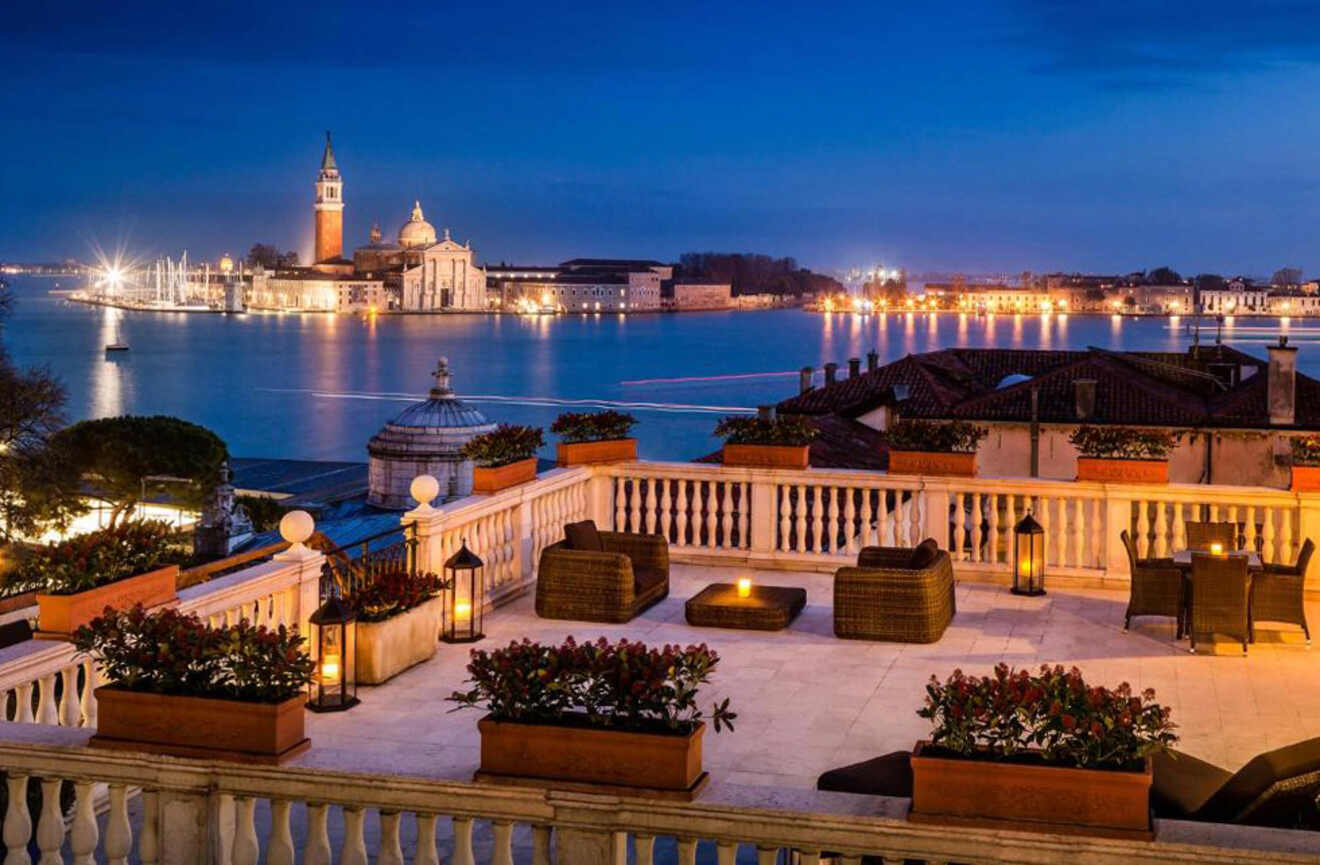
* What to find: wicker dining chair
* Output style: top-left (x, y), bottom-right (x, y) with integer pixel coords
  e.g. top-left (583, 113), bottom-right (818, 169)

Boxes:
top-left (1252, 538), bottom-right (1314, 644)
top-left (1186, 521), bottom-right (1237, 551)
top-left (1121, 529), bottom-right (1184, 634)
top-left (1188, 551), bottom-right (1251, 654)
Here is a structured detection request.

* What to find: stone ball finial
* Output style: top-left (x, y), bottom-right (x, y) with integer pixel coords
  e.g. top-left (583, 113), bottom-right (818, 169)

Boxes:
top-left (279, 510), bottom-right (315, 545)
top-left (410, 474), bottom-right (440, 508)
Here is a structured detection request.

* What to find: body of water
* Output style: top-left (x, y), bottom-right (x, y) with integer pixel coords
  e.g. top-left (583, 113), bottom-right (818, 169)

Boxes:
top-left (6, 275), bottom-right (1319, 463)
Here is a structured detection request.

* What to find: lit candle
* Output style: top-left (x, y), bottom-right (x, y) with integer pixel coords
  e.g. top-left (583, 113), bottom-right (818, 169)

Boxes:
top-left (454, 601), bottom-right (472, 622)
top-left (1209, 542), bottom-right (1224, 556)
top-left (321, 653), bottom-right (341, 685)
top-left (736, 578), bottom-right (752, 598)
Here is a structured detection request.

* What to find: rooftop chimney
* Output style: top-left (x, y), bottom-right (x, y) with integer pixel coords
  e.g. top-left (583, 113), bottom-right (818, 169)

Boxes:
top-left (824, 362), bottom-right (839, 385)
top-left (799, 366), bottom-right (814, 395)
top-left (757, 404), bottom-right (776, 420)
top-left (1074, 378), bottom-right (1097, 420)
top-left (867, 350), bottom-right (879, 372)
top-left (1268, 336), bottom-right (1298, 426)
top-left (848, 357), bottom-right (861, 378)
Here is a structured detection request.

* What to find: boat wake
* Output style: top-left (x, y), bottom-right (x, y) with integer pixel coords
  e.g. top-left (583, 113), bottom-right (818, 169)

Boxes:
top-left (256, 388), bottom-right (755, 415)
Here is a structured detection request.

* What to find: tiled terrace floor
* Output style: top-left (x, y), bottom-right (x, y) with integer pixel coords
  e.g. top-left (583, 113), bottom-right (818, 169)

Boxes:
top-left (295, 564), bottom-right (1320, 791)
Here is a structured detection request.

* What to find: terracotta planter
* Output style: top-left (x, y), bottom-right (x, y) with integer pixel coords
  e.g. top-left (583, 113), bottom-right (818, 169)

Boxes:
top-left (722, 443), bottom-right (809, 470)
top-left (36, 565), bottom-right (179, 640)
top-left (1292, 464), bottom-right (1320, 492)
top-left (475, 715), bottom-right (707, 800)
top-left (356, 596), bottom-right (443, 685)
top-left (89, 686), bottom-right (309, 764)
top-left (909, 741), bottom-right (1152, 840)
top-left (888, 450), bottom-right (976, 477)
top-left (556, 438), bottom-right (637, 466)
top-left (472, 457), bottom-right (537, 494)
top-left (1076, 457), bottom-right (1168, 485)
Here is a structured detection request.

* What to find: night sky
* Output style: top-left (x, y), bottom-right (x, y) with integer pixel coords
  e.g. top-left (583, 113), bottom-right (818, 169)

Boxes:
top-left (4, 1), bottom-right (1320, 275)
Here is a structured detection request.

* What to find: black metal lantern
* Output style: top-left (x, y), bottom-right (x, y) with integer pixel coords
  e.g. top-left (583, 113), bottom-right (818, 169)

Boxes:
top-left (306, 593), bottom-right (359, 712)
top-left (1012, 511), bottom-right (1046, 596)
top-left (443, 541), bottom-right (485, 643)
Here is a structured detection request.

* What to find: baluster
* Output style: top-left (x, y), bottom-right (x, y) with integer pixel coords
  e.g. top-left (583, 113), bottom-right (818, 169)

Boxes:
top-left (823, 486), bottom-right (837, 553)
top-left (70, 781), bottom-right (98, 865)
top-left (675, 479), bottom-right (690, 546)
top-left (104, 784), bottom-right (132, 865)
top-left (910, 487), bottom-right (923, 545)
top-left (676, 838), bottom-right (697, 865)
top-left (1055, 497), bottom-right (1069, 566)
top-left (756, 848), bottom-right (780, 865)
top-left (1004, 495), bottom-right (1018, 565)
top-left (378, 812), bottom-right (404, 865)
top-left (739, 482), bottom-right (751, 549)
top-left (35, 674), bottom-right (56, 725)
top-left (1037, 496), bottom-right (1052, 564)
top-left (1070, 498), bottom-right (1084, 567)
top-left (452, 817), bottom-right (476, 865)
top-left (36, 778), bottom-right (64, 865)
top-left (1263, 505), bottom-right (1277, 563)
top-left (215, 792), bottom-right (236, 865)
top-left (720, 484), bottom-right (734, 548)
top-left (877, 489), bottom-right (891, 545)
top-left (59, 666), bottom-right (80, 727)
top-left (413, 814), bottom-right (440, 865)
top-left (659, 479), bottom-right (672, 543)
top-left (532, 825), bottom-right (553, 865)
top-left (810, 485), bottom-right (823, 553)
top-left (341, 807), bottom-right (368, 865)
top-left (1245, 505), bottom-right (1260, 555)
top-left (267, 799), bottom-right (295, 865)
top-left (303, 803), bottom-right (332, 865)
top-left (1227, 505), bottom-right (1239, 548)
top-left (858, 487), bottom-right (875, 549)
top-left (844, 487), bottom-right (858, 554)
top-left (986, 493), bottom-right (1000, 564)
top-left (716, 841), bottom-right (738, 865)
top-left (970, 492), bottom-right (983, 563)
top-left (1281, 503), bottom-right (1295, 563)
top-left (1135, 500), bottom-right (1149, 558)
top-left (139, 791), bottom-right (159, 865)
top-left (231, 796), bottom-right (259, 865)
top-left (952, 493), bottom-right (966, 561)
top-left (615, 479), bottom-right (628, 532)
top-left (778, 485), bottom-right (792, 551)
top-left (492, 820), bottom-right (514, 865)
top-left (692, 481), bottom-right (707, 546)
top-left (1153, 499), bottom-right (1169, 559)
top-left (642, 479), bottom-right (655, 534)
top-left (3, 774), bottom-right (31, 865)
top-left (1172, 501), bottom-right (1187, 555)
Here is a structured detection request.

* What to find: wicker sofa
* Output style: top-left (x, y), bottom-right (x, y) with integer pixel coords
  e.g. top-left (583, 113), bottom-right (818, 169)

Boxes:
top-left (535, 520), bottom-right (670, 623)
top-left (833, 539), bottom-right (955, 643)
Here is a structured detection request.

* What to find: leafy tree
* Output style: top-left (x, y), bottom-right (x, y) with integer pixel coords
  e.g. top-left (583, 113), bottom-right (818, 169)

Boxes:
top-left (1194, 273), bottom-right (1226, 292)
top-left (1271, 267), bottom-right (1303, 286)
top-left (246, 244), bottom-right (300, 270)
top-left (677, 252), bottom-right (844, 297)
top-left (50, 416), bottom-right (228, 527)
top-left (235, 495), bottom-right (287, 533)
top-left (1145, 267), bottom-right (1182, 285)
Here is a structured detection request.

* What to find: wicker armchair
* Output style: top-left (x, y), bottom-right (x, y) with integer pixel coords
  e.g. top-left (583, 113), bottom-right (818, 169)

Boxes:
top-left (535, 527), bottom-right (669, 623)
top-left (834, 540), bottom-right (955, 643)
top-left (1252, 538), bottom-right (1314, 644)
top-left (1187, 521), bottom-right (1237, 551)
top-left (1188, 551), bottom-right (1251, 654)
top-left (1121, 529), bottom-right (1184, 634)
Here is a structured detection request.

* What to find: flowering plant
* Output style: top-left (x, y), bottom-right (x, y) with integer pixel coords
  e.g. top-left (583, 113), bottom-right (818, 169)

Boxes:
top-left (713, 415), bottom-right (817, 446)
top-left (20, 521), bottom-right (178, 595)
top-left (461, 424), bottom-right (544, 468)
top-left (344, 570), bottom-right (449, 623)
top-left (886, 420), bottom-right (987, 454)
top-left (918, 664), bottom-right (1177, 769)
top-left (448, 636), bottom-right (737, 734)
top-left (73, 605), bottom-right (314, 703)
top-left (551, 410), bottom-right (637, 443)
top-left (1291, 435), bottom-right (1320, 467)
top-left (1070, 425), bottom-right (1175, 460)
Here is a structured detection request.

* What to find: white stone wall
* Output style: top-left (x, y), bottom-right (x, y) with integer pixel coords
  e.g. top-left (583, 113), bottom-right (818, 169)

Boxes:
top-left (401, 240), bottom-right (487, 311)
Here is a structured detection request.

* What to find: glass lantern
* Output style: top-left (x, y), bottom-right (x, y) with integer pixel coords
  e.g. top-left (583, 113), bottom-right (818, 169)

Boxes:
top-left (443, 541), bottom-right (486, 643)
top-left (1012, 511), bottom-right (1046, 596)
top-left (306, 593), bottom-right (359, 712)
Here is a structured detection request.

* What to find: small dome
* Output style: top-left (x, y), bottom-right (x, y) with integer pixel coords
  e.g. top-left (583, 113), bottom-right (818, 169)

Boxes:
top-left (398, 200), bottom-right (437, 248)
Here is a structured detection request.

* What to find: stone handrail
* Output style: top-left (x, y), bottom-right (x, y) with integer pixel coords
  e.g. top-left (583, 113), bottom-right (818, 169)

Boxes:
top-left (0, 725), bottom-right (1318, 865)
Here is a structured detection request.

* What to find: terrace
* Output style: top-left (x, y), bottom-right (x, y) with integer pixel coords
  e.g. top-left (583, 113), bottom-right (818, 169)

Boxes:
top-left (4, 461), bottom-right (1320, 863)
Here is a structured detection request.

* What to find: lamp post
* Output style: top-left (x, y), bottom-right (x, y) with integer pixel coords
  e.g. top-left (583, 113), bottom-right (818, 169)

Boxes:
top-left (306, 592), bottom-right (359, 712)
top-left (1012, 511), bottom-right (1046, 596)
top-left (443, 541), bottom-right (485, 643)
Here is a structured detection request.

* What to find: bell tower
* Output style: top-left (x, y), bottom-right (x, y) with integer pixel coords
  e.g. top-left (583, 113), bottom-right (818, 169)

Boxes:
top-left (314, 131), bottom-right (344, 263)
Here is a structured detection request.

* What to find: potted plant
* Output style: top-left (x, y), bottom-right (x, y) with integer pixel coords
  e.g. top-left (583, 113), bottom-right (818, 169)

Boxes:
top-left (886, 420), bottom-right (987, 477)
top-left (461, 424), bottom-right (545, 494)
top-left (450, 636), bottom-right (736, 800)
top-left (552, 410), bottom-right (638, 466)
top-left (1070, 426), bottom-right (1175, 484)
top-left (345, 570), bottom-right (450, 684)
top-left (74, 606), bottom-right (315, 764)
top-left (715, 415), bottom-right (817, 469)
top-left (1290, 435), bottom-right (1320, 492)
top-left (24, 521), bottom-right (180, 640)
top-left (910, 664), bottom-right (1176, 839)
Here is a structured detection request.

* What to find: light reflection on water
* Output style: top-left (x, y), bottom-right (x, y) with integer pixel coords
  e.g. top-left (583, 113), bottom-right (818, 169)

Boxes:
top-left (5, 276), bottom-right (1309, 462)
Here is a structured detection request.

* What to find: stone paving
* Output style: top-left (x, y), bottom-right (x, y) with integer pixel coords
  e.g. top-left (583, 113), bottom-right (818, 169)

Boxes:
top-left (295, 564), bottom-right (1320, 792)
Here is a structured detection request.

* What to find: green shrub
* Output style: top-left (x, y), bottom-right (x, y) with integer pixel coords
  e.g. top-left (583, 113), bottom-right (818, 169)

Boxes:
top-left (1070, 425), bottom-right (1174, 460)
top-left (551, 410), bottom-right (637, 443)
top-left (886, 420), bottom-right (987, 454)
top-left (20, 521), bottom-right (178, 595)
top-left (713, 415), bottom-right (817, 446)
top-left (1291, 435), bottom-right (1320, 467)
top-left (344, 570), bottom-right (449, 623)
top-left (460, 425), bottom-right (545, 467)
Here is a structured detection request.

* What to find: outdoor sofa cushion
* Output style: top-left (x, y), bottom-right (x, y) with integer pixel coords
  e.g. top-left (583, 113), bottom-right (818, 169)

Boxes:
top-left (564, 520), bottom-right (604, 552)
top-left (1154, 736), bottom-right (1320, 826)
top-left (816, 752), bottom-right (913, 798)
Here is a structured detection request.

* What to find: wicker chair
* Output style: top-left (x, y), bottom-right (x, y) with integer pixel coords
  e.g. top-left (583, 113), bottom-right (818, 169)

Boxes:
top-left (1186, 521), bottom-right (1237, 551)
top-left (1121, 529), bottom-right (1184, 635)
top-left (834, 540), bottom-right (955, 643)
top-left (1188, 551), bottom-right (1251, 654)
top-left (535, 525), bottom-right (669, 623)
top-left (1252, 538), bottom-right (1314, 644)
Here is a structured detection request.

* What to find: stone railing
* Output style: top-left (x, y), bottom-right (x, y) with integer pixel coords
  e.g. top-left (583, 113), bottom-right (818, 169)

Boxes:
top-left (0, 725), bottom-right (1318, 865)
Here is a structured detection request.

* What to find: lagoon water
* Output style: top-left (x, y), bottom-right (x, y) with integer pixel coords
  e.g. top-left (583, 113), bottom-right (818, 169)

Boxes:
top-left (6, 275), bottom-right (1318, 463)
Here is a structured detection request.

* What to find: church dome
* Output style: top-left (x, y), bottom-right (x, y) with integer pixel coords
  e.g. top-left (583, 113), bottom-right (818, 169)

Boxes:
top-left (366, 358), bottom-right (495, 509)
top-left (398, 200), bottom-right (437, 248)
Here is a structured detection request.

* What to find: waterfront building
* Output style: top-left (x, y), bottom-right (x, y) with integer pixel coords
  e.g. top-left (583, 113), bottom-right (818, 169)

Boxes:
top-left (248, 267), bottom-right (387, 313)
top-left (486, 258), bottom-right (665, 312)
top-left (1202, 287), bottom-right (1270, 314)
top-left (662, 279), bottom-right (733, 310)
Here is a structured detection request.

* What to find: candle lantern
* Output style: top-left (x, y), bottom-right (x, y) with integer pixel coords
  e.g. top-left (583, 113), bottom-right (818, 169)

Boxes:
top-left (1011, 512), bottom-right (1046, 597)
top-left (307, 592), bottom-right (358, 712)
top-left (443, 541), bottom-right (486, 643)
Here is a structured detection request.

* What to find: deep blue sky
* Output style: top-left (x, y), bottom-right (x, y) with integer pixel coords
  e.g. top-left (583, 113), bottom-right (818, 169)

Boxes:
top-left (4, 1), bottom-right (1320, 275)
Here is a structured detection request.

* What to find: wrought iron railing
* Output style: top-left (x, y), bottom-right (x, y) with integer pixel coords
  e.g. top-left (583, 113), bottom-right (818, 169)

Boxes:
top-left (319, 523), bottom-right (418, 599)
